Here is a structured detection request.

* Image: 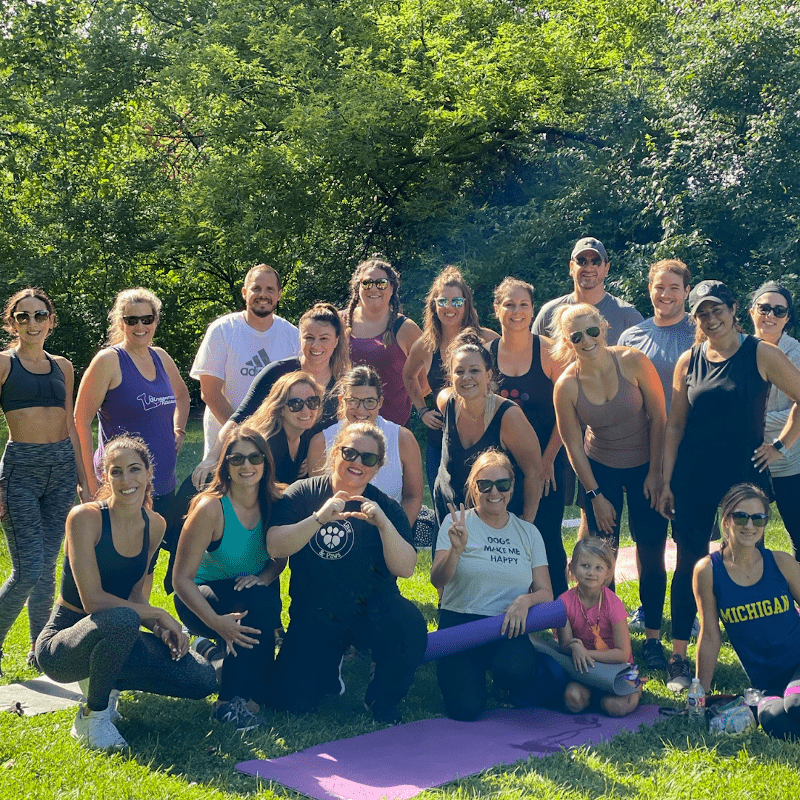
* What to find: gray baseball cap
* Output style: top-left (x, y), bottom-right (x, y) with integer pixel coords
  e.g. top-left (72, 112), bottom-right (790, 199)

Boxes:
top-left (571, 237), bottom-right (608, 262)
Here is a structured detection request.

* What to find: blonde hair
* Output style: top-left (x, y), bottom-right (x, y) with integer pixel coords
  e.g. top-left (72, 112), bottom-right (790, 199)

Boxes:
top-left (325, 421), bottom-right (387, 475)
top-left (568, 536), bottom-right (616, 587)
top-left (247, 371), bottom-right (325, 440)
top-left (465, 449), bottom-right (514, 508)
top-left (106, 287), bottom-right (162, 346)
top-left (549, 303), bottom-right (607, 365)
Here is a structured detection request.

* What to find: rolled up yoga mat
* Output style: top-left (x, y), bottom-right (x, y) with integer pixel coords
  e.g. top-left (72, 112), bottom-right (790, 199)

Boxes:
top-left (422, 599), bottom-right (567, 663)
top-left (527, 635), bottom-right (639, 696)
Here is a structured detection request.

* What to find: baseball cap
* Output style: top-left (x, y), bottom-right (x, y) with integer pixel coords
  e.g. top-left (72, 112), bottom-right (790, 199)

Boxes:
top-left (688, 280), bottom-right (736, 315)
top-left (571, 237), bottom-right (608, 262)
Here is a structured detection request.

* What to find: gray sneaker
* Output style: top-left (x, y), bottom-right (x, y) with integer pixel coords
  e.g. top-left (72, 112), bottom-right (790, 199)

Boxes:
top-left (213, 696), bottom-right (265, 732)
top-left (666, 654), bottom-right (692, 692)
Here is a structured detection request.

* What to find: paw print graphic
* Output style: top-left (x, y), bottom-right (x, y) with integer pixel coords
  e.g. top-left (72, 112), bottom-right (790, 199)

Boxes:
top-left (322, 525), bottom-right (342, 548)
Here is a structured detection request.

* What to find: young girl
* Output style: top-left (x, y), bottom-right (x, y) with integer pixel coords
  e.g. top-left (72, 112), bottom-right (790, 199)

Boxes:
top-left (557, 537), bottom-right (642, 716)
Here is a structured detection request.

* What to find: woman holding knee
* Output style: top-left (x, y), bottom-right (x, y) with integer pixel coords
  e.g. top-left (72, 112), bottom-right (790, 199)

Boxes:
top-left (173, 426), bottom-right (284, 730)
top-left (35, 436), bottom-right (216, 751)
top-left (694, 483), bottom-right (800, 740)
top-left (431, 450), bottom-right (554, 721)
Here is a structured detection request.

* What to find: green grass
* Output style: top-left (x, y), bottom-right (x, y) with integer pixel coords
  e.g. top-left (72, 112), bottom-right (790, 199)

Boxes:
top-left (1, 419), bottom-right (799, 797)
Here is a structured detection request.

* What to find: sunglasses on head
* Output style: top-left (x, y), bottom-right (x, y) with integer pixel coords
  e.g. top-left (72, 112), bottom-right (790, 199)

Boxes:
top-left (476, 477), bottom-right (513, 493)
top-left (122, 314), bottom-right (156, 326)
top-left (729, 511), bottom-right (768, 528)
top-left (340, 445), bottom-right (380, 467)
top-left (569, 326), bottom-right (601, 344)
top-left (12, 310), bottom-right (50, 325)
top-left (756, 303), bottom-right (789, 319)
top-left (226, 452), bottom-right (265, 466)
top-left (436, 297), bottom-right (465, 308)
top-left (345, 396), bottom-right (380, 410)
top-left (361, 278), bottom-right (390, 290)
top-left (286, 395), bottom-right (322, 412)
top-left (575, 256), bottom-right (603, 267)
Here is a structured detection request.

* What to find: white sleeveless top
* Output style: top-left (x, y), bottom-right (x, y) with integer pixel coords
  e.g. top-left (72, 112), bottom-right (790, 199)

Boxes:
top-left (323, 417), bottom-right (403, 503)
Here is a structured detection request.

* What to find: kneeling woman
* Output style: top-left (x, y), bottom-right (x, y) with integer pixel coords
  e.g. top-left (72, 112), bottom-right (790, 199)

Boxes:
top-left (694, 483), bottom-right (800, 740)
top-left (267, 422), bottom-right (427, 724)
top-left (35, 436), bottom-right (216, 751)
top-left (173, 426), bottom-right (285, 730)
top-left (431, 450), bottom-right (554, 721)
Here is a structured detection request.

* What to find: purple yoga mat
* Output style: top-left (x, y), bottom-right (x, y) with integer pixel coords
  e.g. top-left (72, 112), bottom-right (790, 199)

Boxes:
top-left (422, 599), bottom-right (566, 663)
top-left (237, 705), bottom-right (661, 800)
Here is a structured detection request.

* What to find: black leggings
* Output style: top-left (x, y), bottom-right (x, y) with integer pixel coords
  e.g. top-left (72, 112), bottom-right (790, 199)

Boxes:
top-left (174, 580), bottom-right (281, 705)
top-left (772, 473), bottom-right (800, 561)
top-left (757, 663), bottom-right (800, 740)
top-left (35, 605), bottom-right (217, 711)
top-left (583, 459), bottom-right (668, 629)
top-left (534, 453), bottom-right (569, 598)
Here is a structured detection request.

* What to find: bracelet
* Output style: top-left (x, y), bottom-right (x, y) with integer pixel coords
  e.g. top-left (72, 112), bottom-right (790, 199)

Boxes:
top-left (418, 407), bottom-right (431, 419)
top-left (174, 427), bottom-right (186, 436)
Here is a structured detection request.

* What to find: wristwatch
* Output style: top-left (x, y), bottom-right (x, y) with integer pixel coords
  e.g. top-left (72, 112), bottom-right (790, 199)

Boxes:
top-left (585, 488), bottom-right (602, 500)
top-left (772, 438), bottom-right (786, 453)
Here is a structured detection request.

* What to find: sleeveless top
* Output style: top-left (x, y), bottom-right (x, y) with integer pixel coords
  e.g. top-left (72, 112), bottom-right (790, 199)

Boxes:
top-left (322, 416), bottom-right (403, 503)
top-left (433, 396), bottom-right (521, 525)
top-left (575, 353), bottom-right (650, 469)
top-left (673, 335), bottom-right (771, 500)
top-left (711, 549), bottom-right (800, 691)
top-left (195, 495), bottom-right (270, 583)
top-left (269, 426), bottom-right (314, 485)
top-left (426, 347), bottom-right (447, 450)
top-left (0, 350), bottom-right (66, 412)
top-left (349, 316), bottom-right (411, 426)
top-left (61, 501), bottom-right (150, 610)
top-left (95, 346), bottom-right (177, 496)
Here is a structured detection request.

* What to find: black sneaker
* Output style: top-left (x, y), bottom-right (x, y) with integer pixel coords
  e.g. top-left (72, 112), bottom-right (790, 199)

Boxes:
top-left (666, 654), bottom-right (692, 691)
top-left (642, 638), bottom-right (668, 671)
top-left (213, 697), bottom-right (265, 732)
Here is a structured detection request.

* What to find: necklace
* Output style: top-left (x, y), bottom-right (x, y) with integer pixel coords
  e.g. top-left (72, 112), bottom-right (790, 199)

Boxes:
top-left (576, 587), bottom-right (609, 651)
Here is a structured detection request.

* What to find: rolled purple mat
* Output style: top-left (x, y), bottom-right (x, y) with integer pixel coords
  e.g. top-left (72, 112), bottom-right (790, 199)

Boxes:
top-left (422, 599), bottom-right (566, 663)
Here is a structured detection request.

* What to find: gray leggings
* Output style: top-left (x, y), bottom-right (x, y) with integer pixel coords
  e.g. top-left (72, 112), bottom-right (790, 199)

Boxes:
top-left (36, 605), bottom-right (217, 711)
top-left (0, 439), bottom-right (77, 649)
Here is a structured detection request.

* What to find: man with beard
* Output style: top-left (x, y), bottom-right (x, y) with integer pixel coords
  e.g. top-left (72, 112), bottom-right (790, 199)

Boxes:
top-left (191, 264), bottom-right (299, 457)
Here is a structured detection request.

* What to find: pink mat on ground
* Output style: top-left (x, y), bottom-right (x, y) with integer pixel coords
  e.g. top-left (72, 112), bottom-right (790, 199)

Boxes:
top-left (237, 705), bottom-right (661, 800)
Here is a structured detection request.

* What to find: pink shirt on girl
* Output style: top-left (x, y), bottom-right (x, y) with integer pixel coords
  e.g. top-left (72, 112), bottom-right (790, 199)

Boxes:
top-left (559, 586), bottom-right (633, 664)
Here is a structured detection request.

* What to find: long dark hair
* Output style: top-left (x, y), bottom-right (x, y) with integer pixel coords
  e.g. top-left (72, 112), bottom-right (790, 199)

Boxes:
top-left (95, 435), bottom-right (154, 509)
top-left (2, 287), bottom-right (57, 344)
top-left (343, 256), bottom-right (403, 347)
top-left (421, 266), bottom-right (482, 351)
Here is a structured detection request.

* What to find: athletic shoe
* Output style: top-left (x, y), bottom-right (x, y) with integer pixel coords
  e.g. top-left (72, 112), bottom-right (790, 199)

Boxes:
top-left (628, 606), bottom-right (646, 634)
top-left (192, 636), bottom-right (223, 663)
top-left (213, 696), bottom-right (265, 732)
top-left (71, 705), bottom-right (128, 750)
top-left (642, 638), bottom-right (668, 671)
top-left (77, 680), bottom-right (122, 723)
top-left (666, 654), bottom-right (692, 692)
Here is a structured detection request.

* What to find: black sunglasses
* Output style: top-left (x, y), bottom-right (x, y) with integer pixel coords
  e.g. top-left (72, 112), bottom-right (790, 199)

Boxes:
top-left (570, 326), bottom-right (601, 344)
top-left (756, 303), bottom-right (789, 319)
top-left (122, 314), bottom-right (156, 326)
top-left (286, 396), bottom-right (322, 412)
top-left (575, 256), bottom-right (604, 267)
top-left (226, 452), bottom-right (265, 466)
top-left (729, 511), bottom-right (768, 528)
top-left (12, 310), bottom-right (50, 324)
top-left (340, 446), bottom-right (380, 468)
top-left (361, 278), bottom-right (390, 290)
top-left (475, 478), bottom-right (513, 493)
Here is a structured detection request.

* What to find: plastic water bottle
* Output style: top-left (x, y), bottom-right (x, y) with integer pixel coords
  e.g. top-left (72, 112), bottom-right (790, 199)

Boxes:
top-left (687, 678), bottom-right (706, 721)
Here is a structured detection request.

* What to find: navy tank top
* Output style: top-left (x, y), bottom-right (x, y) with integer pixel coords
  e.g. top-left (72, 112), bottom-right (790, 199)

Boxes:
top-left (0, 350), bottom-right (66, 412)
top-left (425, 347), bottom-right (447, 450)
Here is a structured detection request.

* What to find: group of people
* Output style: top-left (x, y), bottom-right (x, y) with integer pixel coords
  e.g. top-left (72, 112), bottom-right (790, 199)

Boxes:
top-left (1, 240), bottom-right (800, 750)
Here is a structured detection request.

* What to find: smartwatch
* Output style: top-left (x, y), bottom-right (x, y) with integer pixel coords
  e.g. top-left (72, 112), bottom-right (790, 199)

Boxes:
top-left (585, 488), bottom-right (602, 500)
top-left (773, 438), bottom-right (786, 453)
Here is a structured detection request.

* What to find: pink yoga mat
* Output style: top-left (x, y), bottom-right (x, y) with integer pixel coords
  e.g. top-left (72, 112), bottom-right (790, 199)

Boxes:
top-left (237, 705), bottom-right (661, 800)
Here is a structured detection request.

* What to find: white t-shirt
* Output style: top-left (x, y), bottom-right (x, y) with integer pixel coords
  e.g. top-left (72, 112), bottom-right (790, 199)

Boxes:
top-left (190, 312), bottom-right (300, 455)
top-left (437, 508), bottom-right (548, 617)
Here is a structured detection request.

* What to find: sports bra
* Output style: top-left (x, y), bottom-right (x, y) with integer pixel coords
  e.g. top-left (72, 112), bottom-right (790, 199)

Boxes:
top-left (0, 350), bottom-right (66, 413)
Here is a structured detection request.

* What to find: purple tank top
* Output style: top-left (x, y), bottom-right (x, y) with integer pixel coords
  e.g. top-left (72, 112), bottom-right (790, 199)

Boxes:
top-left (94, 346), bottom-right (177, 496)
top-left (349, 316), bottom-right (411, 425)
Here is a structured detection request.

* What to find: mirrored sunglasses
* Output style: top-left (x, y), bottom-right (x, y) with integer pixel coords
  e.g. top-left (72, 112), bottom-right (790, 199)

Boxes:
top-left (436, 297), bottom-right (465, 308)
top-left (361, 278), bottom-right (390, 290)
top-left (570, 326), bottom-right (601, 344)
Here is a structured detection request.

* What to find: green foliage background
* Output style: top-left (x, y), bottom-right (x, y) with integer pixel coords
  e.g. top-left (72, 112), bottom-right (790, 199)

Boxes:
top-left (3, 0), bottom-right (800, 388)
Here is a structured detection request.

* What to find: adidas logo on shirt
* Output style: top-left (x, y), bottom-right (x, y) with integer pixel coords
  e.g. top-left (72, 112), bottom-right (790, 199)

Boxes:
top-left (241, 348), bottom-right (271, 376)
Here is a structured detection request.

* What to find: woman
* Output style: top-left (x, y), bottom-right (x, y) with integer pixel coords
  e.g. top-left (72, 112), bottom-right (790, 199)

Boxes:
top-left (749, 281), bottom-right (800, 560)
top-left (267, 422), bottom-right (427, 724)
top-left (35, 436), bottom-right (216, 751)
top-left (75, 287), bottom-right (189, 521)
top-left (694, 483), bottom-right (800, 740)
top-left (402, 266), bottom-right (498, 492)
top-left (307, 366), bottom-right (423, 525)
top-left (660, 280), bottom-right (800, 690)
top-left (0, 289), bottom-right (90, 674)
top-left (192, 302), bottom-right (348, 487)
top-left (431, 450), bottom-right (555, 721)
top-left (432, 329), bottom-right (543, 528)
top-left (491, 277), bottom-right (568, 597)
top-left (552, 303), bottom-right (669, 671)
top-left (173, 426), bottom-right (284, 730)
top-left (343, 257), bottom-right (423, 426)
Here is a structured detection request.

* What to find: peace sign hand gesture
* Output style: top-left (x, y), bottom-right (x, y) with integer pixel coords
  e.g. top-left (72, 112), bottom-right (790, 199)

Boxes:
top-left (446, 502), bottom-right (468, 555)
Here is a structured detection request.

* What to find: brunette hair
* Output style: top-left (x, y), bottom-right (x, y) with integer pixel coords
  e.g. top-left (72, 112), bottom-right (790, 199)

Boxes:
top-left (95, 435), bottom-right (154, 509)
top-left (719, 483), bottom-right (770, 553)
top-left (568, 536), bottom-right (617, 587)
top-left (343, 256), bottom-right (403, 347)
top-left (247, 371), bottom-right (325, 440)
top-left (420, 266), bottom-right (482, 351)
top-left (106, 287), bottom-right (162, 346)
top-left (332, 366), bottom-right (383, 421)
top-left (325, 421), bottom-right (387, 474)
top-left (493, 277), bottom-right (535, 310)
top-left (444, 328), bottom-right (495, 390)
top-left (549, 303), bottom-right (607, 365)
top-left (299, 302), bottom-right (351, 380)
top-left (465, 449), bottom-right (514, 508)
top-left (648, 259), bottom-right (692, 289)
top-left (2, 288), bottom-right (57, 343)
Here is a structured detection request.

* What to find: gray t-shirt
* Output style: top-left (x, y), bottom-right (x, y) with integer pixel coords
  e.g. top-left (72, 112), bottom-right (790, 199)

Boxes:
top-left (437, 509), bottom-right (548, 617)
top-left (618, 315), bottom-right (695, 412)
top-left (765, 333), bottom-right (800, 478)
top-left (532, 292), bottom-right (643, 345)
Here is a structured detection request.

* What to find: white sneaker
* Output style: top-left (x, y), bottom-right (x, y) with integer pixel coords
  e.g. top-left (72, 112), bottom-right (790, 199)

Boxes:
top-left (71, 704), bottom-right (128, 750)
top-left (78, 682), bottom-right (122, 723)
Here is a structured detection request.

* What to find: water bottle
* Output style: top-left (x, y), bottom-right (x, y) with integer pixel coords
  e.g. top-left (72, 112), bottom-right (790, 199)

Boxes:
top-left (687, 678), bottom-right (706, 721)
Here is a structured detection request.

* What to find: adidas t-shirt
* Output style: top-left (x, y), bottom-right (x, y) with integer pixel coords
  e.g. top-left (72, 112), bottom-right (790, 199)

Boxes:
top-left (191, 312), bottom-right (300, 456)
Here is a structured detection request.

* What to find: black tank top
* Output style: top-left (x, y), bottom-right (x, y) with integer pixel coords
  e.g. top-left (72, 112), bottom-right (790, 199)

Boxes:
top-left (0, 350), bottom-right (66, 413)
top-left (60, 502), bottom-right (150, 610)
top-left (426, 347), bottom-right (447, 449)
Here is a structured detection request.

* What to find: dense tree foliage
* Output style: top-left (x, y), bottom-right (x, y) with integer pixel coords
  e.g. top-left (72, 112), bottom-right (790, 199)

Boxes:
top-left (1, 0), bottom-right (799, 383)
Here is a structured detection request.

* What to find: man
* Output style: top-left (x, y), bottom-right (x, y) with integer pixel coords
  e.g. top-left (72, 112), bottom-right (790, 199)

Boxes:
top-left (532, 237), bottom-right (643, 343)
top-left (191, 264), bottom-right (300, 457)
